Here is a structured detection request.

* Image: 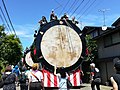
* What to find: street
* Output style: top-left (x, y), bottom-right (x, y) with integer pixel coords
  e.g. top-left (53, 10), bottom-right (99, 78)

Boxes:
top-left (0, 83), bottom-right (112, 90)
top-left (80, 83), bottom-right (112, 90)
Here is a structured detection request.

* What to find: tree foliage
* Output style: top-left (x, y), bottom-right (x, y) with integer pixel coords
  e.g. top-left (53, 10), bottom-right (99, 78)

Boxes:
top-left (84, 35), bottom-right (98, 62)
top-left (0, 25), bottom-right (23, 66)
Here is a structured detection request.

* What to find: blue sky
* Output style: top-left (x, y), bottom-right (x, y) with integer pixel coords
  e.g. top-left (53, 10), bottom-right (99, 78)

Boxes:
top-left (0, 0), bottom-right (120, 51)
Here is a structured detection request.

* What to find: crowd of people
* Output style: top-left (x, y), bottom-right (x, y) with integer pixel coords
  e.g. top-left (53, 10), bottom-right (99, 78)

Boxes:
top-left (0, 63), bottom-right (42, 90)
top-left (0, 62), bottom-right (84, 90)
top-left (1, 61), bottom-right (120, 90)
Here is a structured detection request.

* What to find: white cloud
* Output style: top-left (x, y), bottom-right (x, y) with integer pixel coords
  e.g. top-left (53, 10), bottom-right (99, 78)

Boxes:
top-left (13, 24), bottom-right (40, 49)
top-left (14, 24), bottom-right (39, 38)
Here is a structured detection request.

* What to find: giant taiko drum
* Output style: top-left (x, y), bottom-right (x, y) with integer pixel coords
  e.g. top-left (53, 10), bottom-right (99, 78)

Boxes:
top-left (35, 20), bottom-right (86, 72)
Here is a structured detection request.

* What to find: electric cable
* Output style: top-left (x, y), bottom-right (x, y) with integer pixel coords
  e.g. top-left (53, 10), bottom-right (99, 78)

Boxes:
top-left (2, 0), bottom-right (17, 37)
top-left (0, 6), bottom-right (12, 34)
top-left (66, 0), bottom-right (78, 13)
top-left (53, 0), bottom-right (63, 11)
top-left (0, 13), bottom-right (10, 33)
top-left (59, 0), bottom-right (70, 16)
top-left (76, 0), bottom-right (91, 18)
top-left (84, 0), bottom-right (105, 20)
top-left (70, 0), bottom-right (85, 18)
top-left (77, 0), bottom-right (97, 20)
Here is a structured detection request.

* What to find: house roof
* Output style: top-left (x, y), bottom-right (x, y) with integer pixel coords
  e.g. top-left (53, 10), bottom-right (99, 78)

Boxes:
top-left (82, 25), bottom-right (120, 40)
top-left (82, 26), bottom-right (113, 35)
top-left (112, 17), bottom-right (120, 26)
top-left (82, 26), bottom-right (101, 34)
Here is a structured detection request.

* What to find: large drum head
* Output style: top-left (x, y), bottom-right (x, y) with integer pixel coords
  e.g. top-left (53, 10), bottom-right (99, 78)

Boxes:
top-left (41, 25), bottom-right (82, 68)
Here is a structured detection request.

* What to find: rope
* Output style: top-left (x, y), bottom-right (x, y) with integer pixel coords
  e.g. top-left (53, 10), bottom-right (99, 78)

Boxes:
top-left (64, 20), bottom-right (75, 56)
top-left (58, 25), bottom-right (66, 66)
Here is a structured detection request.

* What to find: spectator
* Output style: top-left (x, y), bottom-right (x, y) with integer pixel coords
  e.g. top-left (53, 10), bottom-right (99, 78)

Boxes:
top-left (12, 65), bottom-right (21, 77)
top-left (19, 65), bottom-right (28, 90)
top-left (110, 60), bottom-right (120, 90)
top-left (12, 65), bottom-right (21, 86)
top-left (79, 67), bottom-right (84, 84)
top-left (25, 67), bottom-right (31, 79)
top-left (28, 63), bottom-right (44, 90)
top-left (58, 67), bottom-right (69, 90)
top-left (90, 63), bottom-right (101, 90)
top-left (2, 65), bottom-right (16, 90)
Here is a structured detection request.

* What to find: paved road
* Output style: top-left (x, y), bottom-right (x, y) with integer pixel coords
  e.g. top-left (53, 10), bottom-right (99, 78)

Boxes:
top-left (0, 86), bottom-right (19, 90)
top-left (0, 83), bottom-right (112, 90)
top-left (80, 83), bottom-right (112, 90)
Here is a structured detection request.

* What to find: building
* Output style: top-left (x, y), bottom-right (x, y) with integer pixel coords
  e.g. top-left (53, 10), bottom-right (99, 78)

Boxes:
top-left (82, 17), bottom-right (120, 84)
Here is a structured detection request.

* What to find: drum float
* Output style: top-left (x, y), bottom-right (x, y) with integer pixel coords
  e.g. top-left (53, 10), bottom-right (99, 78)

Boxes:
top-left (33, 20), bottom-right (86, 72)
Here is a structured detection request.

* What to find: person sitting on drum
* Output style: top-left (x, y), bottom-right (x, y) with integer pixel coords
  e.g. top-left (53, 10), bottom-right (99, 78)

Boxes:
top-left (38, 16), bottom-right (48, 27)
top-left (61, 13), bottom-right (69, 20)
top-left (34, 30), bottom-right (37, 38)
top-left (50, 10), bottom-right (58, 21)
top-left (72, 16), bottom-right (79, 24)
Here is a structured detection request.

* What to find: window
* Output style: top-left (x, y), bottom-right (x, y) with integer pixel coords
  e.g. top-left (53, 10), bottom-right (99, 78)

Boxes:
top-left (104, 32), bottom-right (120, 47)
top-left (112, 32), bottom-right (120, 44)
top-left (104, 35), bottom-right (112, 47)
top-left (90, 30), bottom-right (98, 38)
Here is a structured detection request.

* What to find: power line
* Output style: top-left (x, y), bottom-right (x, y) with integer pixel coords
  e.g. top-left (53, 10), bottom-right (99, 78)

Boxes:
top-left (77, 0), bottom-right (97, 20)
top-left (59, 0), bottom-right (70, 16)
top-left (76, 0), bottom-right (91, 18)
top-left (54, 0), bottom-right (62, 6)
top-left (70, 0), bottom-right (85, 17)
top-left (0, 12), bottom-right (4, 24)
top-left (0, 12), bottom-right (10, 33)
top-left (53, 0), bottom-right (63, 11)
top-left (67, 0), bottom-right (78, 13)
top-left (2, 0), bottom-right (17, 37)
top-left (80, 0), bottom-right (102, 20)
top-left (0, 6), bottom-right (12, 34)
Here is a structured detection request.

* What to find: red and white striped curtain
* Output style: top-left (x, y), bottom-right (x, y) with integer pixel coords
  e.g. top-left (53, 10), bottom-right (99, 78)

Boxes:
top-left (42, 69), bottom-right (81, 87)
top-left (42, 69), bottom-right (59, 87)
top-left (68, 69), bottom-right (81, 86)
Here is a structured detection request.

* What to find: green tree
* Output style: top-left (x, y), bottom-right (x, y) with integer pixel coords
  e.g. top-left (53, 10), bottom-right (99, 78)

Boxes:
top-left (82, 35), bottom-right (98, 83)
top-left (84, 35), bottom-right (98, 62)
top-left (0, 25), bottom-right (23, 65)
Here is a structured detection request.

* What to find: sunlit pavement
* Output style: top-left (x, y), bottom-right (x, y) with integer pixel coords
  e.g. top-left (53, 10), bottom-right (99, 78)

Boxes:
top-left (0, 83), bottom-right (112, 90)
top-left (80, 83), bottom-right (112, 90)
